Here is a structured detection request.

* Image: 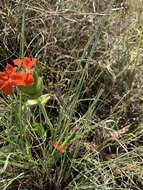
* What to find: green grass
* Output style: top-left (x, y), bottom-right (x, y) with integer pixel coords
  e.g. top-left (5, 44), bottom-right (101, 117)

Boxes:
top-left (0, 0), bottom-right (143, 190)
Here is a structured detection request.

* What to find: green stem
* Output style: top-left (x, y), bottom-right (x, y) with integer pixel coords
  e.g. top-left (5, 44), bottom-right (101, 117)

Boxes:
top-left (18, 91), bottom-right (26, 152)
top-left (38, 102), bottom-right (54, 138)
top-left (19, 91), bottom-right (22, 130)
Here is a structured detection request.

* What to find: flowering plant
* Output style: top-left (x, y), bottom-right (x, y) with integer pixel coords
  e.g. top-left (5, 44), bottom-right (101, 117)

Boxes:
top-left (0, 56), bottom-right (65, 154)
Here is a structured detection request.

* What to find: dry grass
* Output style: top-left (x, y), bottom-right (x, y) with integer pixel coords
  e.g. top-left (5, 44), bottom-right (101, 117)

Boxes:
top-left (0, 0), bottom-right (143, 190)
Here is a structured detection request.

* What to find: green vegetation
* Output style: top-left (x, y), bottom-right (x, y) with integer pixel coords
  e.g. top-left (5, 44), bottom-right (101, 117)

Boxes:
top-left (0, 1), bottom-right (143, 189)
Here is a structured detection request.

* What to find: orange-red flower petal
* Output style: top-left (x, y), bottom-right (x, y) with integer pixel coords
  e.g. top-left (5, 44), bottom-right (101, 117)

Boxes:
top-left (30, 58), bottom-right (37, 67)
top-left (11, 73), bottom-right (26, 86)
top-left (22, 57), bottom-right (37, 69)
top-left (13, 59), bottom-right (22, 67)
top-left (0, 72), bottom-right (8, 80)
top-left (5, 64), bottom-right (16, 74)
top-left (0, 64), bottom-right (17, 95)
top-left (22, 72), bottom-right (34, 86)
top-left (0, 80), bottom-right (13, 96)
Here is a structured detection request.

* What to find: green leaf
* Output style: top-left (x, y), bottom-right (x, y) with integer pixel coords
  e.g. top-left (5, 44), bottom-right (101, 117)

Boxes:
top-left (32, 122), bottom-right (46, 139)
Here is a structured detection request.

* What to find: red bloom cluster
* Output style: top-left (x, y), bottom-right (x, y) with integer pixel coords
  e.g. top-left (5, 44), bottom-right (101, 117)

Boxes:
top-left (0, 57), bottom-right (37, 96)
top-left (13, 57), bottom-right (37, 69)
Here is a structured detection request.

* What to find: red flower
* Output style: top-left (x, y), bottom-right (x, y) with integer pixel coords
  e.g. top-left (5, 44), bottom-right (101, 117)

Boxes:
top-left (53, 141), bottom-right (65, 153)
top-left (13, 57), bottom-right (37, 69)
top-left (0, 64), bottom-right (35, 96)
top-left (0, 64), bottom-right (25, 95)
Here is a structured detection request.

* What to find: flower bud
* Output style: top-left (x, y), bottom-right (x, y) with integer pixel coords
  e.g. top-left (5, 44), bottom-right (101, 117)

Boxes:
top-left (19, 72), bottom-right (43, 98)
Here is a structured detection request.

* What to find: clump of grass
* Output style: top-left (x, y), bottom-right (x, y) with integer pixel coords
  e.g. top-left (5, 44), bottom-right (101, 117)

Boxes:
top-left (0, 0), bottom-right (143, 190)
